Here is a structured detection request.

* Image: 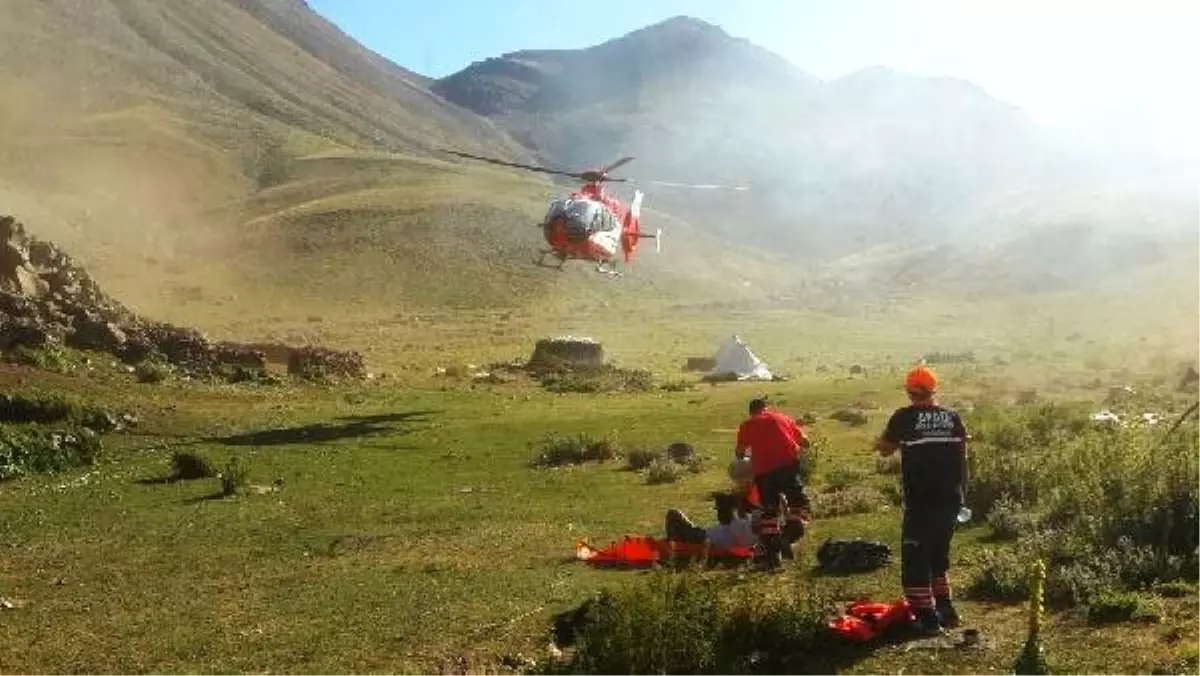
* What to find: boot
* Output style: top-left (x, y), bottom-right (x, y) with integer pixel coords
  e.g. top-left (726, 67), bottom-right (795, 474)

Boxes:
top-left (783, 520), bottom-right (805, 545)
top-left (913, 607), bottom-right (944, 636)
top-left (781, 520), bottom-right (805, 560)
top-left (936, 597), bottom-right (961, 629)
top-left (755, 534), bottom-right (784, 571)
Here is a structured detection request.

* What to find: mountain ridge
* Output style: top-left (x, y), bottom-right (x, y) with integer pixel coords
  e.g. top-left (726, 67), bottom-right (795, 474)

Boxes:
top-left (1, 1), bottom-right (805, 340)
top-left (430, 13), bottom-right (1195, 297)
top-left (0, 2), bottom-right (1193, 345)
top-left (430, 15), bottom-right (1041, 244)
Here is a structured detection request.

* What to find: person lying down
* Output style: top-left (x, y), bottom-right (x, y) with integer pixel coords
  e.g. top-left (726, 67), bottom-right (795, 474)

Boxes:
top-left (664, 491), bottom-right (758, 549)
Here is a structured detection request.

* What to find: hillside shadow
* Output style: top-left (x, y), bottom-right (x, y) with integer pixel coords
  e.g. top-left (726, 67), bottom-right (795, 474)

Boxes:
top-left (207, 409), bottom-right (438, 447)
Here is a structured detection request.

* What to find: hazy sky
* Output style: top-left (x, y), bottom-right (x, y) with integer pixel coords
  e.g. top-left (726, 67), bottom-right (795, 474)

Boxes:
top-left (308, 0), bottom-right (1198, 123)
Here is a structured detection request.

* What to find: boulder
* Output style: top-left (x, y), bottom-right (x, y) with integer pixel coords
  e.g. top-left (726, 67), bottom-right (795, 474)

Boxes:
top-left (214, 342), bottom-right (268, 371)
top-left (68, 313), bottom-right (127, 352)
top-left (287, 346), bottom-right (367, 380)
top-left (529, 336), bottom-right (604, 369)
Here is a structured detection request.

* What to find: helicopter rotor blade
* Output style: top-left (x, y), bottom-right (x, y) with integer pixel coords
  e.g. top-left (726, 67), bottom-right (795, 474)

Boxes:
top-left (640, 179), bottom-right (750, 191)
top-left (602, 156), bottom-right (635, 174)
top-left (441, 149), bottom-right (583, 179)
top-left (441, 148), bottom-right (742, 189)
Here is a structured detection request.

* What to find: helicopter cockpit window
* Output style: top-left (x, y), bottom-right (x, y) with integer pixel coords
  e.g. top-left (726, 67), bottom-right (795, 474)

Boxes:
top-left (545, 199), bottom-right (568, 222)
top-left (564, 200), bottom-right (601, 229)
top-left (545, 199), bottom-right (610, 239)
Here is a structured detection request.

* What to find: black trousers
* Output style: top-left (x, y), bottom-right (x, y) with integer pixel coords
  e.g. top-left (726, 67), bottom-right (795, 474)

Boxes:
top-left (664, 509), bottom-right (707, 544)
top-left (900, 505), bottom-right (958, 589)
top-left (752, 461), bottom-right (810, 542)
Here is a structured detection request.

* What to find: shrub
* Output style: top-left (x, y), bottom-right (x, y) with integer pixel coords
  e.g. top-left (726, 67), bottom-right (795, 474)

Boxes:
top-left (811, 486), bottom-right (887, 518)
top-left (625, 447), bottom-right (661, 471)
top-left (964, 408), bottom-right (1064, 520)
top-left (0, 392), bottom-right (121, 432)
top-left (0, 424), bottom-right (101, 481)
top-left (171, 452), bottom-right (215, 480)
top-left (681, 455), bottom-right (707, 474)
top-left (716, 585), bottom-right (838, 673)
top-left (666, 442), bottom-right (696, 463)
top-left (797, 437), bottom-right (822, 485)
top-left (966, 404), bottom-right (1199, 607)
top-left (874, 454), bottom-right (901, 475)
top-left (987, 494), bottom-right (1038, 541)
top-left (539, 365), bottom-right (654, 394)
top-left (1086, 590), bottom-right (1141, 624)
top-left (660, 380), bottom-right (694, 392)
top-left (583, 437), bottom-right (620, 463)
top-left (0, 392), bottom-right (76, 423)
top-left (135, 359), bottom-right (171, 384)
top-left (829, 409), bottom-right (868, 426)
top-left (5, 345), bottom-right (85, 373)
top-left (821, 468), bottom-right (869, 493)
top-left (968, 548), bottom-right (1033, 602)
top-left (533, 433), bottom-right (620, 467)
top-left (219, 456), bottom-right (249, 496)
top-left (646, 458), bottom-right (682, 485)
top-left (879, 479), bottom-right (904, 506)
top-left (548, 571), bottom-right (835, 674)
top-left (1153, 581), bottom-right (1194, 598)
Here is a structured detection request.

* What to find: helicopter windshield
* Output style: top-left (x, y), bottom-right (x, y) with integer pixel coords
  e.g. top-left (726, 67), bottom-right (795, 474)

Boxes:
top-left (546, 199), bottom-right (616, 235)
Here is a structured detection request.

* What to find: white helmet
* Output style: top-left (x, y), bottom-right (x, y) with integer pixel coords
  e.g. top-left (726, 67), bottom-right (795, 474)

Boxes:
top-left (727, 457), bottom-right (754, 483)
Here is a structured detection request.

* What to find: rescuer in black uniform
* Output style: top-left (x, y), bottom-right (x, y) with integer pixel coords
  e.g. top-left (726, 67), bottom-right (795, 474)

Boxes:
top-left (875, 365), bottom-right (968, 635)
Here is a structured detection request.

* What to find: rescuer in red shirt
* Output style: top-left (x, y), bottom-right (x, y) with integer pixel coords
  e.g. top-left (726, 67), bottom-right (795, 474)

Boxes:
top-left (733, 398), bottom-right (811, 568)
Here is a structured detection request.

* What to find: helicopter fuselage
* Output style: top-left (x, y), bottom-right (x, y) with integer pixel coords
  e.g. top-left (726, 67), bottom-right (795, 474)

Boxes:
top-left (540, 183), bottom-right (643, 267)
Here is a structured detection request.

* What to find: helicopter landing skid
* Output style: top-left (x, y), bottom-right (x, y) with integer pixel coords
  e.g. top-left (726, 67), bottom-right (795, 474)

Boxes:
top-left (595, 262), bottom-right (621, 277)
top-left (534, 250), bottom-right (568, 271)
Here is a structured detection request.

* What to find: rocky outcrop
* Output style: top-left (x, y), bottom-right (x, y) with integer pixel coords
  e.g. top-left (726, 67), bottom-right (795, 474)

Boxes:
top-left (0, 215), bottom-right (365, 381)
top-left (287, 346), bottom-right (367, 380)
top-left (529, 336), bottom-right (604, 371)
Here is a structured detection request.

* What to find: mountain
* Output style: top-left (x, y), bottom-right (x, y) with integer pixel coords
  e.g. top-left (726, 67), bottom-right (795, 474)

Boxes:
top-left (0, 2), bottom-right (1192, 352)
top-left (432, 17), bottom-right (1047, 258)
top-left (0, 1), bottom-right (789, 339)
top-left (417, 12), bottom-right (1193, 297)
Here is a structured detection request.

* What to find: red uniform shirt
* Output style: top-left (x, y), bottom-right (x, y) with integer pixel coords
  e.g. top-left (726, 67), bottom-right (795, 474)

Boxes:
top-left (736, 409), bottom-right (807, 475)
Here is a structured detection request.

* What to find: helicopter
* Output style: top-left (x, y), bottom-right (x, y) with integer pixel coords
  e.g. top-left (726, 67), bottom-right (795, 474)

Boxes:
top-left (443, 150), bottom-right (747, 276)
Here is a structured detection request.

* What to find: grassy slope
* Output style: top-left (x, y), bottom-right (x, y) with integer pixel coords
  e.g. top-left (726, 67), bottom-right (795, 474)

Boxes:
top-left (0, 0), bottom-right (795, 343)
top-left (2, 0), bottom-right (1194, 375)
top-left (0, 359), bottom-right (1195, 674)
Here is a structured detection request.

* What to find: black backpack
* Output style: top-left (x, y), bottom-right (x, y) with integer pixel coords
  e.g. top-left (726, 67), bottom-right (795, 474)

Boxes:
top-left (816, 537), bottom-right (892, 573)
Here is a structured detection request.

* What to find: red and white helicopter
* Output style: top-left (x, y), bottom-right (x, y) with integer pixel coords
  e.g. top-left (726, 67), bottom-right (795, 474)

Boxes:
top-left (444, 150), bottom-right (747, 276)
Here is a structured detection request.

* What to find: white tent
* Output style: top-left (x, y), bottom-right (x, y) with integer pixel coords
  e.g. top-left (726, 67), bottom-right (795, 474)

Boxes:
top-left (709, 335), bottom-right (773, 381)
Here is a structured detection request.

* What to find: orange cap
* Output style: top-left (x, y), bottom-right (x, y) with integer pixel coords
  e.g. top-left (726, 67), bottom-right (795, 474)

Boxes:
top-left (905, 365), bottom-right (938, 392)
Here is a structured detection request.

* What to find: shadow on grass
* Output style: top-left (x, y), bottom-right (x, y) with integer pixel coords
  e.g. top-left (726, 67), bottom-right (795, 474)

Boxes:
top-left (792, 629), bottom-right (940, 673)
top-left (207, 409), bottom-right (439, 447)
top-left (135, 475), bottom-right (202, 486)
top-left (183, 490), bottom-right (228, 504)
top-left (808, 563), bottom-right (894, 579)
